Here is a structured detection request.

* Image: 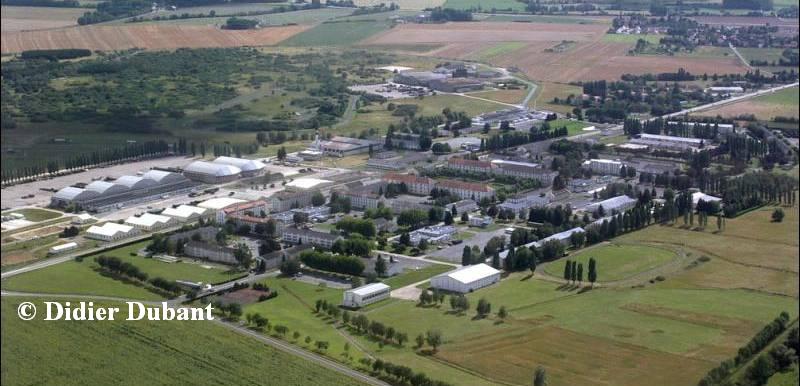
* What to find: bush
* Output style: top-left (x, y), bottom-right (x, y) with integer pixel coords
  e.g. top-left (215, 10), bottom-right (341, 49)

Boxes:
top-left (299, 250), bottom-right (365, 276)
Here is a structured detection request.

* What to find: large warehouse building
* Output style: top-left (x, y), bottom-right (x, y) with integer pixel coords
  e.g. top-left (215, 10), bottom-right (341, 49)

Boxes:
top-left (183, 161), bottom-right (242, 183)
top-left (212, 156), bottom-right (266, 177)
top-left (431, 263), bottom-right (501, 293)
top-left (51, 170), bottom-right (195, 212)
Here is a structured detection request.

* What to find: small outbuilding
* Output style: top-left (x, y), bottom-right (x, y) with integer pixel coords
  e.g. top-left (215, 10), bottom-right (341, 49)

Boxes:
top-left (343, 283), bottom-right (391, 308)
top-left (430, 263), bottom-right (501, 293)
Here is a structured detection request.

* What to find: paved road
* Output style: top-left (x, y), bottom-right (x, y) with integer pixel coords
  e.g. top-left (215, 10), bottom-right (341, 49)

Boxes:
top-left (375, 250), bottom-right (459, 267)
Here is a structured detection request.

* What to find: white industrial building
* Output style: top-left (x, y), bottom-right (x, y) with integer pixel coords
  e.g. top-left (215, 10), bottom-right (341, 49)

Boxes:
top-left (198, 197), bottom-right (247, 223)
top-left (51, 170), bottom-right (193, 212)
top-left (85, 222), bottom-right (138, 241)
top-left (124, 213), bottom-right (175, 231)
top-left (629, 134), bottom-right (705, 152)
top-left (49, 242), bottom-right (78, 255)
top-left (342, 283), bottom-right (391, 308)
top-left (319, 136), bottom-right (383, 157)
top-left (71, 213), bottom-right (95, 225)
top-left (212, 156), bottom-right (266, 177)
top-left (431, 264), bottom-right (501, 293)
top-left (183, 161), bottom-right (242, 183)
top-left (408, 225), bottom-right (456, 246)
top-left (583, 159), bottom-right (624, 175)
top-left (583, 195), bottom-right (638, 214)
top-left (162, 205), bottom-right (209, 222)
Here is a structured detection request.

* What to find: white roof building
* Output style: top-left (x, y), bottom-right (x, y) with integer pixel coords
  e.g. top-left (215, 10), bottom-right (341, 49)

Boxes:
top-left (212, 156), bottom-right (266, 176)
top-left (198, 197), bottom-right (247, 211)
top-left (692, 192), bottom-right (722, 206)
top-left (71, 213), bottom-right (95, 224)
top-left (286, 178), bottom-right (331, 190)
top-left (183, 161), bottom-right (242, 183)
top-left (583, 195), bottom-right (638, 214)
top-left (162, 205), bottom-right (208, 222)
top-left (342, 283), bottom-right (391, 308)
top-left (86, 222), bottom-right (137, 241)
top-left (124, 213), bottom-right (174, 231)
top-left (49, 242), bottom-right (78, 254)
top-left (430, 263), bottom-right (501, 293)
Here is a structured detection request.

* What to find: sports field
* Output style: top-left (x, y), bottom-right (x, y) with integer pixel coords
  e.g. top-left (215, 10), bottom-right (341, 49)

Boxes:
top-left (548, 118), bottom-right (592, 136)
top-left (0, 298), bottom-right (368, 386)
top-left (544, 243), bottom-right (677, 282)
top-left (0, 208), bottom-right (62, 223)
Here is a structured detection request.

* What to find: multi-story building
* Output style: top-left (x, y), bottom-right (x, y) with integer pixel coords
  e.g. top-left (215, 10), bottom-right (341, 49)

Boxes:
top-left (436, 179), bottom-right (495, 201)
top-left (447, 157), bottom-right (493, 174)
top-left (184, 241), bottom-right (237, 265)
top-left (382, 173), bottom-right (436, 196)
top-left (583, 159), bottom-right (624, 176)
top-left (282, 228), bottom-right (343, 249)
top-left (491, 160), bottom-right (557, 185)
top-left (497, 191), bottom-right (552, 212)
top-left (269, 190), bottom-right (315, 213)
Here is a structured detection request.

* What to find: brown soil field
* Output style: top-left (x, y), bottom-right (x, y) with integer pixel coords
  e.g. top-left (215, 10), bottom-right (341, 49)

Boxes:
top-left (362, 21), bottom-right (608, 45)
top-left (699, 98), bottom-right (800, 120)
top-left (433, 40), bottom-right (747, 82)
top-left (437, 325), bottom-right (711, 386)
top-left (1, 6), bottom-right (85, 32)
top-left (1, 24), bottom-right (309, 54)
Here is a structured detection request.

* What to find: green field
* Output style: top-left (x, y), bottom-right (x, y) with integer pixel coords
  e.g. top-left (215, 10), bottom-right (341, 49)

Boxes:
top-left (124, 7), bottom-right (354, 26)
top-left (442, 0), bottom-right (527, 11)
top-left (349, 94), bottom-right (507, 133)
top-left (1, 208), bottom-right (62, 222)
top-left (544, 243), bottom-right (677, 282)
top-left (281, 20), bottom-right (390, 46)
top-left (468, 41), bottom-right (528, 62)
top-left (381, 264), bottom-right (452, 288)
top-left (601, 33), bottom-right (662, 44)
top-left (0, 298), bottom-right (368, 386)
top-left (756, 86), bottom-right (800, 106)
top-left (767, 367), bottom-right (800, 386)
top-left (481, 14), bottom-right (606, 24)
top-left (2, 241), bottom-right (245, 299)
top-left (548, 118), bottom-right (592, 136)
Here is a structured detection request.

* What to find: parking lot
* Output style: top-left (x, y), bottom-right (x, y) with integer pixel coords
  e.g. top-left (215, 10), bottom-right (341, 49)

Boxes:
top-left (429, 226), bottom-right (508, 263)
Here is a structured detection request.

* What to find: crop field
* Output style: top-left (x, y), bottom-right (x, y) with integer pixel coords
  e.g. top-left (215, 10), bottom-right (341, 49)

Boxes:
top-left (480, 14), bottom-right (611, 24)
top-left (737, 47), bottom-right (799, 66)
top-left (698, 86), bottom-right (800, 120)
top-left (487, 41), bottom-right (747, 82)
top-left (365, 22), bottom-right (748, 82)
top-left (128, 7), bottom-right (354, 26)
top-left (349, 0), bottom-right (446, 9)
top-left (0, 6), bottom-right (85, 32)
top-left (601, 33), bottom-right (662, 44)
top-left (442, 0), bottom-right (527, 11)
top-left (0, 24), bottom-right (308, 54)
top-left (281, 20), bottom-right (391, 46)
top-left (363, 22), bottom-right (609, 45)
top-left (544, 243), bottom-right (677, 281)
top-left (0, 298), bottom-right (368, 386)
top-left (1, 241), bottom-right (245, 299)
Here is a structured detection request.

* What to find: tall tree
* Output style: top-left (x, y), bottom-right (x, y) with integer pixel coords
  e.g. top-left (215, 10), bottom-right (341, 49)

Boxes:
top-left (533, 366), bottom-right (548, 386)
top-left (588, 257), bottom-right (597, 287)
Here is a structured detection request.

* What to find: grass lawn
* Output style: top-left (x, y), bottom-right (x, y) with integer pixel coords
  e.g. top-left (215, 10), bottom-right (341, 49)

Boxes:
top-left (381, 264), bottom-right (452, 288)
top-left (549, 118), bottom-right (591, 136)
top-left (1, 259), bottom-right (164, 301)
top-left (443, 0), bottom-right (526, 11)
top-left (482, 14), bottom-right (607, 24)
top-left (1, 208), bottom-right (62, 222)
top-left (767, 367), bottom-right (800, 386)
top-left (1, 298), bottom-right (368, 386)
top-left (544, 243), bottom-right (677, 282)
top-left (243, 277), bottom-right (367, 363)
top-left (530, 81), bottom-right (582, 113)
top-left (282, 20), bottom-right (390, 46)
top-left (348, 94), bottom-right (506, 134)
top-left (466, 42), bottom-right (528, 62)
top-left (2, 240), bottom-right (246, 299)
